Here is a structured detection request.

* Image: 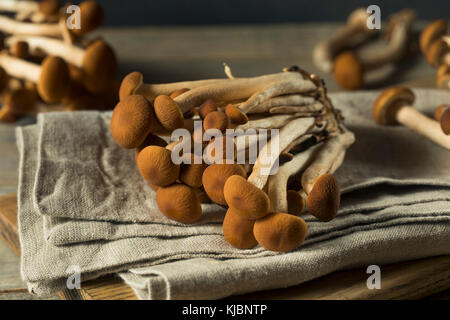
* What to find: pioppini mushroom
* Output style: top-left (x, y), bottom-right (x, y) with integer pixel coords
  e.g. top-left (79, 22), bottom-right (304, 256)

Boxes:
top-left (6, 36), bottom-right (118, 93)
top-left (420, 20), bottom-right (450, 55)
top-left (0, 52), bottom-right (70, 103)
top-left (373, 86), bottom-right (450, 149)
top-left (434, 104), bottom-right (450, 135)
top-left (312, 8), bottom-right (376, 73)
top-left (437, 64), bottom-right (450, 89)
top-left (425, 37), bottom-right (450, 68)
top-left (333, 9), bottom-right (416, 90)
top-left (12, 0), bottom-right (60, 23)
top-left (222, 207), bottom-right (258, 249)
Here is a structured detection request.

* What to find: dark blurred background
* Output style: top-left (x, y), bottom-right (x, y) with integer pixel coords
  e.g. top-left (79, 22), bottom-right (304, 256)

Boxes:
top-left (96, 0), bottom-right (450, 25)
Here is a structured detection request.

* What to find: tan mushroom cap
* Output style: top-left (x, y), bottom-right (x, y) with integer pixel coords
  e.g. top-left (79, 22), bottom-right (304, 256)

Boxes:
top-left (333, 51), bottom-right (364, 90)
top-left (110, 95), bottom-right (158, 149)
top-left (223, 175), bottom-right (270, 220)
top-left (287, 190), bottom-right (304, 215)
top-left (440, 107), bottom-right (450, 135)
top-left (223, 208), bottom-right (257, 249)
top-left (134, 132), bottom-right (168, 160)
top-left (425, 39), bottom-right (449, 68)
top-left (202, 164), bottom-right (246, 205)
top-left (306, 173), bottom-right (340, 222)
top-left (11, 41), bottom-right (29, 60)
top-left (0, 67), bottom-right (9, 93)
top-left (225, 104), bottom-right (248, 125)
top-left (420, 20), bottom-right (447, 53)
top-left (4, 87), bottom-right (37, 117)
top-left (169, 88), bottom-right (189, 99)
top-left (119, 72), bottom-right (143, 101)
top-left (198, 99), bottom-right (217, 119)
top-left (82, 40), bottom-right (117, 94)
top-left (180, 153), bottom-right (208, 188)
top-left (373, 86), bottom-right (415, 126)
top-left (434, 104), bottom-right (448, 121)
top-left (203, 111), bottom-right (229, 134)
top-left (156, 183), bottom-right (202, 224)
top-left (38, 56), bottom-right (70, 104)
top-left (72, 1), bottom-right (104, 35)
top-left (253, 212), bottom-right (308, 252)
top-left (137, 145), bottom-right (180, 187)
top-left (39, 0), bottom-right (60, 17)
top-left (154, 95), bottom-right (184, 131)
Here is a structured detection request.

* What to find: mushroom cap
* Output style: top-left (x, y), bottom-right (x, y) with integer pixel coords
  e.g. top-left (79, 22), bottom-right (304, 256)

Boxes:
top-left (72, 0), bottom-right (104, 35)
top-left (333, 51), bottom-right (364, 90)
top-left (373, 86), bottom-right (415, 125)
top-left (39, 0), bottom-right (60, 17)
top-left (225, 104), bottom-right (248, 125)
top-left (223, 208), bottom-right (257, 249)
top-left (306, 173), bottom-right (340, 222)
top-left (156, 183), bottom-right (202, 224)
top-left (437, 70), bottom-right (450, 89)
top-left (204, 136), bottom-right (236, 164)
top-left (180, 153), bottom-right (208, 188)
top-left (11, 41), bottom-right (29, 59)
top-left (434, 104), bottom-right (448, 121)
top-left (420, 20), bottom-right (447, 53)
top-left (253, 212), bottom-right (308, 252)
top-left (136, 145), bottom-right (180, 187)
top-left (4, 88), bottom-right (37, 116)
top-left (110, 95), bottom-right (157, 149)
top-left (169, 88), bottom-right (189, 99)
top-left (38, 56), bottom-right (70, 104)
top-left (134, 132), bottom-right (168, 160)
top-left (203, 111), bottom-right (229, 134)
top-left (425, 39), bottom-right (449, 68)
top-left (198, 99), bottom-right (217, 119)
top-left (440, 106), bottom-right (450, 135)
top-left (119, 72), bottom-right (143, 100)
top-left (287, 190), bottom-right (304, 215)
top-left (202, 164), bottom-right (246, 205)
top-left (153, 95), bottom-right (184, 131)
top-left (0, 67), bottom-right (9, 93)
top-left (0, 106), bottom-right (16, 122)
top-left (82, 40), bottom-right (117, 94)
top-left (437, 64), bottom-right (450, 78)
top-left (223, 175), bottom-right (270, 219)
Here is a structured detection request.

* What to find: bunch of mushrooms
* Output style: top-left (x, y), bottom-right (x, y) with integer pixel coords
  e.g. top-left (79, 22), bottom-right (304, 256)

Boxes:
top-left (0, 1), bottom-right (118, 122)
top-left (420, 20), bottom-right (450, 89)
top-left (313, 9), bottom-right (416, 90)
top-left (110, 65), bottom-right (355, 252)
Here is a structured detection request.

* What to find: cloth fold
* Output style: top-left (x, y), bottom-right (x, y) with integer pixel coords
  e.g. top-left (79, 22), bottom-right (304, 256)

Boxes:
top-left (17, 88), bottom-right (450, 298)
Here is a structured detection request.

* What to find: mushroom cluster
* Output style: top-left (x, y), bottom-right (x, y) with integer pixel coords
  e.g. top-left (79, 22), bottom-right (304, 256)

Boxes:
top-left (420, 20), bottom-right (450, 89)
top-left (313, 9), bottom-right (416, 90)
top-left (0, 0), bottom-right (118, 122)
top-left (110, 66), bottom-right (355, 252)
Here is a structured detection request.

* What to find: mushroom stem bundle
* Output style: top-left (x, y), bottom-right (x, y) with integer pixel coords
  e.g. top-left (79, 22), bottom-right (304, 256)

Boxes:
top-left (312, 8), bottom-right (376, 73)
top-left (0, 0), bottom-right (38, 12)
top-left (374, 87), bottom-right (450, 150)
top-left (0, 15), bottom-right (62, 37)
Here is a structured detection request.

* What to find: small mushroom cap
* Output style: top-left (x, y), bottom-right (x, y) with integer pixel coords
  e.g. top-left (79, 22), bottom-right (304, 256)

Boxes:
top-left (38, 56), bottom-right (70, 104)
top-left (225, 104), bottom-right (248, 125)
top-left (72, 0), bottom-right (104, 35)
top-left (440, 107), bottom-right (450, 135)
top-left (180, 153), bottom-right (208, 188)
top-left (110, 95), bottom-right (157, 149)
top-left (135, 132), bottom-right (168, 160)
top-left (434, 104), bottom-right (448, 121)
top-left (136, 145), bottom-right (180, 187)
top-left (0, 106), bottom-right (16, 122)
top-left (333, 51), bottom-right (364, 90)
top-left (223, 175), bottom-right (270, 219)
top-left (4, 88), bottom-right (37, 116)
top-left (202, 164), bottom-right (246, 205)
top-left (253, 212), bottom-right (308, 252)
top-left (0, 67), bottom-right (9, 93)
top-left (39, 0), bottom-right (60, 17)
top-left (119, 72), bottom-right (143, 100)
top-left (153, 95), bottom-right (184, 131)
top-left (169, 88), bottom-right (189, 99)
top-left (204, 136), bottom-right (236, 163)
top-left (11, 41), bottom-right (29, 59)
top-left (156, 183), bottom-right (202, 224)
top-left (420, 20), bottom-right (447, 53)
top-left (198, 99), bottom-right (217, 119)
top-left (287, 190), bottom-right (304, 215)
top-left (203, 111), bottom-right (229, 134)
top-left (82, 40), bottom-right (117, 94)
top-left (223, 208), bottom-right (257, 249)
top-left (373, 86), bottom-right (415, 126)
top-left (306, 173), bottom-right (340, 222)
top-left (425, 39), bottom-right (449, 68)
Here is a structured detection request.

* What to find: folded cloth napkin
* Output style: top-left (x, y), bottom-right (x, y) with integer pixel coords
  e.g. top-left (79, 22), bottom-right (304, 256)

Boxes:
top-left (18, 89), bottom-right (450, 297)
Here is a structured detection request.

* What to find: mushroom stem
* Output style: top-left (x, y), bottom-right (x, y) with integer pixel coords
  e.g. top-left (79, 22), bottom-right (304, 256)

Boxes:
top-left (0, 52), bottom-right (40, 82)
top-left (0, 0), bottom-right (38, 12)
top-left (268, 103), bottom-right (324, 114)
top-left (395, 105), bottom-right (450, 149)
top-left (233, 114), bottom-right (297, 130)
top-left (0, 15), bottom-right (62, 37)
top-left (241, 94), bottom-right (317, 114)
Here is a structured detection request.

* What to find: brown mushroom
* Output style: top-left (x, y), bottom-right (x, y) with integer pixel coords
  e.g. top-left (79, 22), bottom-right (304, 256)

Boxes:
top-left (287, 190), bottom-right (305, 215)
top-left (222, 208), bottom-right (257, 249)
top-left (169, 88), bottom-right (189, 99)
top-left (420, 20), bottom-right (448, 54)
top-left (153, 95), bottom-right (184, 131)
top-left (437, 64), bottom-right (450, 89)
top-left (373, 86), bottom-right (450, 149)
top-left (438, 106), bottom-right (450, 135)
top-left (71, 1), bottom-right (103, 36)
top-left (203, 111), bottom-right (229, 134)
top-left (180, 153), bottom-right (208, 188)
top-left (134, 132), bottom-right (168, 160)
top-left (202, 164), bottom-right (246, 205)
top-left (253, 212), bottom-right (308, 252)
top-left (225, 103), bottom-right (248, 124)
top-left (198, 99), bottom-right (217, 119)
top-left (136, 145), bottom-right (180, 187)
top-left (3, 86), bottom-right (37, 116)
top-left (11, 40), bottom-right (29, 59)
top-left (156, 183), bottom-right (202, 224)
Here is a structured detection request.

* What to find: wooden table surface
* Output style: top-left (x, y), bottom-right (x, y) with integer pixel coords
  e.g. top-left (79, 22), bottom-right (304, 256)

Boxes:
top-left (0, 22), bottom-right (443, 300)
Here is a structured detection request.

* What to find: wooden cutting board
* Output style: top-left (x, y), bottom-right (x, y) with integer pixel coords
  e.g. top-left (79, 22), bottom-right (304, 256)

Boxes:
top-left (1, 192), bottom-right (450, 300)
